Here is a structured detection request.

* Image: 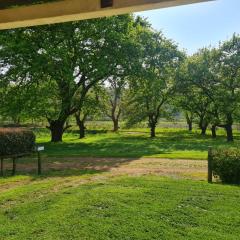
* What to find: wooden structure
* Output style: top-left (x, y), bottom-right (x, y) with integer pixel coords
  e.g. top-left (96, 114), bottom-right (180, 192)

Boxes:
top-left (208, 147), bottom-right (213, 183)
top-left (0, 146), bottom-right (44, 176)
top-left (0, 0), bottom-right (212, 29)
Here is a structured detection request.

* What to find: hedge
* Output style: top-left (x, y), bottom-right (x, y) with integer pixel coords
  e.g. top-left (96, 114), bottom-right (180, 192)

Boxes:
top-left (0, 128), bottom-right (36, 156)
top-left (212, 148), bottom-right (240, 184)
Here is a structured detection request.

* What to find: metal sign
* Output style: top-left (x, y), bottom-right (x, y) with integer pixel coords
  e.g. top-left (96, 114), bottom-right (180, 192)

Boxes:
top-left (37, 146), bottom-right (45, 152)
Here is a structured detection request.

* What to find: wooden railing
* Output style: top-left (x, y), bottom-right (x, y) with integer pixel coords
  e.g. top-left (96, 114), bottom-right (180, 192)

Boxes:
top-left (0, 146), bottom-right (44, 176)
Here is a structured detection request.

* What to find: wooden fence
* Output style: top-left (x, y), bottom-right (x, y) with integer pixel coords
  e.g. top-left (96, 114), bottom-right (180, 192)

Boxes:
top-left (0, 146), bottom-right (44, 176)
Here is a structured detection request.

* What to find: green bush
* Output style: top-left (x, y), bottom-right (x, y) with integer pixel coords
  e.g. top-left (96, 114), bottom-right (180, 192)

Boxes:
top-left (0, 128), bottom-right (36, 156)
top-left (212, 148), bottom-right (240, 184)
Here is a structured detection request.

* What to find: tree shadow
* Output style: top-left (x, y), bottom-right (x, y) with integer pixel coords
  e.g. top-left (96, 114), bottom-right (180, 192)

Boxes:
top-left (39, 130), bottom-right (239, 160)
top-left (0, 156), bottom-right (141, 179)
top-left (66, 129), bottom-right (108, 135)
top-left (3, 129), bottom-right (235, 178)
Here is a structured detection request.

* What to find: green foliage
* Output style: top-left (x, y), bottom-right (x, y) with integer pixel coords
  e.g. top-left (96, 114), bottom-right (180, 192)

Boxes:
top-left (176, 49), bottom-right (215, 130)
top-left (126, 29), bottom-right (184, 137)
top-left (212, 148), bottom-right (240, 184)
top-left (98, 78), bottom-right (128, 131)
top-left (0, 128), bottom-right (35, 156)
top-left (0, 15), bottom-right (140, 141)
top-left (0, 17), bottom-right (239, 144)
top-left (177, 35), bottom-right (240, 141)
top-left (0, 83), bottom-right (47, 124)
top-left (75, 88), bottom-right (103, 120)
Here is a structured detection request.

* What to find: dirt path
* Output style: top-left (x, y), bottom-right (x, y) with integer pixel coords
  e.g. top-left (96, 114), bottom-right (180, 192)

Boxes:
top-left (1, 157), bottom-right (208, 180)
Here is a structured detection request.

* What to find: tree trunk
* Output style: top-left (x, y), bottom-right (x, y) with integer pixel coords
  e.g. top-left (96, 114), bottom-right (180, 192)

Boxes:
top-left (148, 114), bottom-right (158, 138)
top-left (211, 125), bottom-right (217, 138)
top-left (79, 120), bottom-right (85, 139)
top-left (113, 118), bottom-right (119, 132)
top-left (188, 121), bottom-right (192, 131)
top-left (225, 124), bottom-right (233, 142)
top-left (75, 113), bottom-right (86, 139)
top-left (150, 125), bottom-right (156, 138)
top-left (185, 113), bottom-right (193, 131)
top-left (48, 120), bottom-right (65, 142)
top-left (201, 125), bottom-right (208, 135)
top-left (199, 118), bottom-right (208, 136)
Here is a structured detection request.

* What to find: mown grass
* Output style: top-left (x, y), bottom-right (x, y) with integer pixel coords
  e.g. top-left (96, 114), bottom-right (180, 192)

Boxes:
top-left (0, 173), bottom-right (240, 240)
top-left (35, 127), bottom-right (240, 160)
top-left (1, 124), bottom-right (240, 239)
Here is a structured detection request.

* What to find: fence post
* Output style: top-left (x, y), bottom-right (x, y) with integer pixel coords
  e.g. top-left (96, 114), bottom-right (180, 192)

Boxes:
top-left (208, 147), bottom-right (213, 183)
top-left (0, 158), bottom-right (3, 176)
top-left (12, 157), bottom-right (16, 176)
top-left (37, 151), bottom-right (42, 175)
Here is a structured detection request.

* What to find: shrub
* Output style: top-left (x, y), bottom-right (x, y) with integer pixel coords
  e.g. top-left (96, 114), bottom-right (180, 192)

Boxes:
top-left (0, 128), bottom-right (36, 156)
top-left (212, 148), bottom-right (240, 184)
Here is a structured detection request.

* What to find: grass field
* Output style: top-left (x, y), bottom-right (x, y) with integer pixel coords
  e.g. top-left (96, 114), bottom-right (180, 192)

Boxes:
top-left (1, 125), bottom-right (240, 239)
top-left (35, 127), bottom-right (240, 160)
top-left (1, 173), bottom-right (240, 240)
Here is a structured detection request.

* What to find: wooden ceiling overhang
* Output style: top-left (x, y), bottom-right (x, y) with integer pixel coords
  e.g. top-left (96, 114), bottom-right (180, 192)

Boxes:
top-left (0, 0), bottom-right (212, 29)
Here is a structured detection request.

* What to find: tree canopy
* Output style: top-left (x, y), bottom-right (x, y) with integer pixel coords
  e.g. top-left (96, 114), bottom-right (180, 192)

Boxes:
top-left (0, 15), bottom-right (239, 142)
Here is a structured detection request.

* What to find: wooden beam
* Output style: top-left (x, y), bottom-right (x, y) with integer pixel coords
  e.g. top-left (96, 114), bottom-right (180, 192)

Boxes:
top-left (0, 0), bottom-right (58, 10)
top-left (0, 0), bottom-right (212, 30)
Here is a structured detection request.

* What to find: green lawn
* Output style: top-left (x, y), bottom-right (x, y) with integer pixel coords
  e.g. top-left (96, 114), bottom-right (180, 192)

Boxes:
top-left (1, 127), bottom-right (240, 239)
top-left (36, 127), bottom-right (240, 160)
top-left (1, 173), bottom-right (240, 240)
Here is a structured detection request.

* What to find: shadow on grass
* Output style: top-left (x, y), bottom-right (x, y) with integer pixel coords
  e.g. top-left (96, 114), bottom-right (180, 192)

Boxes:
top-left (0, 168), bottom-right (103, 179)
top-left (0, 156), bottom-right (141, 179)
top-left (1, 129), bottom-right (239, 182)
top-left (40, 130), bottom-right (239, 159)
top-left (4, 129), bottom-right (234, 178)
top-left (66, 129), bottom-right (108, 135)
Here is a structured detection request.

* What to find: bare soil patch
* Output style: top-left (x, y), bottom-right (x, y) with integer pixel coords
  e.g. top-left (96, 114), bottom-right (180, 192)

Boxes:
top-left (1, 157), bottom-right (207, 180)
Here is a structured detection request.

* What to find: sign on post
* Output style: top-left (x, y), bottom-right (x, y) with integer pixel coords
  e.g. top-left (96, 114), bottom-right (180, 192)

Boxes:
top-left (37, 146), bottom-right (45, 152)
top-left (36, 146), bottom-right (44, 175)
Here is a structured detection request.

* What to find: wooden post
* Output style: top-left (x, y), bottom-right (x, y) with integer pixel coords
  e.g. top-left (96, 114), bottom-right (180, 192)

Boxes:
top-left (208, 147), bottom-right (213, 183)
top-left (37, 151), bottom-right (42, 175)
top-left (12, 157), bottom-right (16, 176)
top-left (0, 158), bottom-right (3, 176)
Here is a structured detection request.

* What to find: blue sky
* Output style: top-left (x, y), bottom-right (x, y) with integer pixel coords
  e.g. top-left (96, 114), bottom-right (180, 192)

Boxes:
top-left (137, 0), bottom-right (240, 55)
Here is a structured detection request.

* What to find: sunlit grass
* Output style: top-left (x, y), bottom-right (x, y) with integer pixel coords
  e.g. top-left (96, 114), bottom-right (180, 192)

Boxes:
top-left (0, 174), bottom-right (240, 239)
top-left (35, 127), bottom-right (240, 160)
